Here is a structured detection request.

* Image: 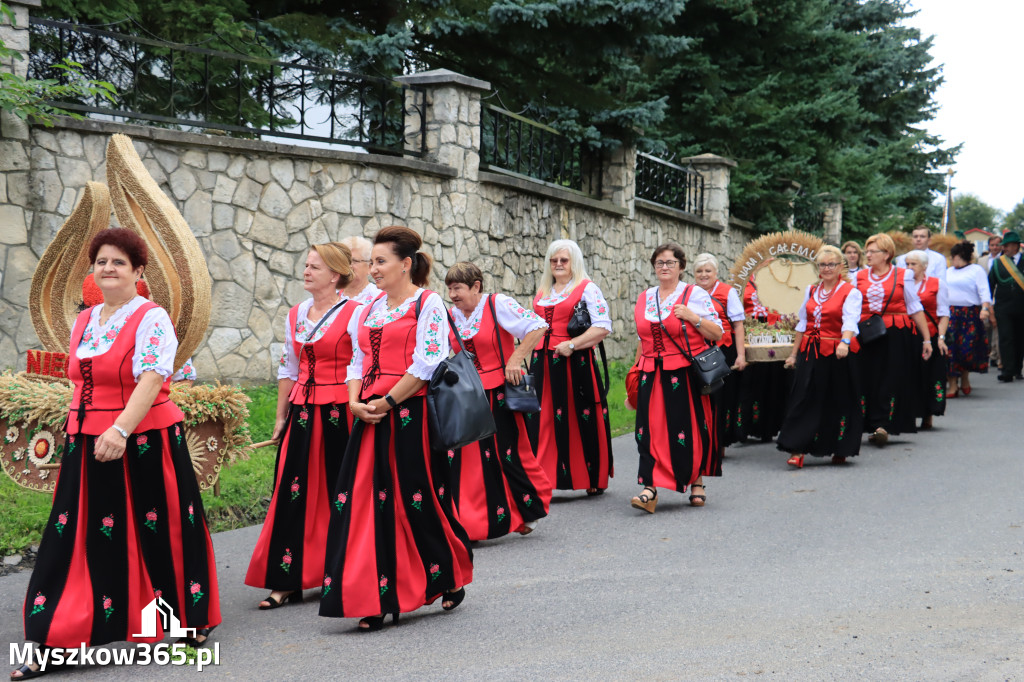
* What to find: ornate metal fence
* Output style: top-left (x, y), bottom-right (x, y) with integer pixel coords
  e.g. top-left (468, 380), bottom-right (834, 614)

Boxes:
top-left (634, 153), bottom-right (704, 217)
top-left (27, 18), bottom-right (426, 156)
top-left (480, 104), bottom-right (600, 196)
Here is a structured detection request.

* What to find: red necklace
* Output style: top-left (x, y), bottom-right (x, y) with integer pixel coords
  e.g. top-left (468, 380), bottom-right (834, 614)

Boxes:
top-left (817, 281), bottom-right (839, 303)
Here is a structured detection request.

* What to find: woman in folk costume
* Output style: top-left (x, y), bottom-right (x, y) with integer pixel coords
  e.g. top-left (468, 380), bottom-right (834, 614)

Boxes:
top-left (320, 226), bottom-right (473, 632)
top-left (693, 253), bottom-right (746, 455)
top-left (14, 229), bottom-right (220, 680)
top-left (531, 239), bottom-right (614, 495)
top-left (736, 271), bottom-right (790, 441)
top-left (903, 249), bottom-right (950, 429)
top-left (246, 243), bottom-right (363, 610)
top-left (630, 244), bottom-right (722, 514)
top-left (778, 246), bottom-right (864, 467)
top-left (444, 262), bottom-right (552, 540)
top-left (855, 233), bottom-right (933, 445)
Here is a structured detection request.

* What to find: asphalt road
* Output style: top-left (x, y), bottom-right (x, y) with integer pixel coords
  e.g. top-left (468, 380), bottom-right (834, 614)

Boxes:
top-left (2, 371), bottom-right (1022, 680)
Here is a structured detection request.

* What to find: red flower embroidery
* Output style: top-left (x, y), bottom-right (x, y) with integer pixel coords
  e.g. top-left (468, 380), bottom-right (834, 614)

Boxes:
top-left (149, 336), bottom-right (160, 345)
top-left (34, 593), bottom-right (45, 606)
top-left (29, 592), bottom-right (46, 617)
top-left (426, 342), bottom-right (440, 354)
top-left (141, 353), bottom-right (157, 365)
top-left (144, 508), bottom-right (158, 533)
top-left (103, 596), bottom-right (112, 610)
top-left (399, 408), bottom-right (410, 418)
top-left (330, 409), bottom-right (340, 419)
top-left (429, 563), bottom-right (440, 581)
top-left (429, 322), bottom-right (439, 332)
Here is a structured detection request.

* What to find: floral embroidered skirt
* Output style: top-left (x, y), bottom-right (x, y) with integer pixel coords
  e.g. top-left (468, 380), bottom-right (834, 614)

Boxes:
top-left (777, 347), bottom-right (864, 459)
top-left (245, 401), bottom-right (352, 591)
top-left (858, 322), bottom-right (922, 435)
top-left (947, 305), bottom-right (990, 375)
top-left (713, 343), bottom-right (742, 449)
top-left (531, 347), bottom-right (613, 491)
top-left (737, 361), bottom-right (791, 442)
top-left (921, 344), bottom-right (947, 417)
top-left (450, 386), bottom-right (552, 541)
top-left (634, 361), bottom-right (717, 493)
top-left (24, 425), bottom-right (220, 648)
top-left (320, 396), bottom-right (473, 620)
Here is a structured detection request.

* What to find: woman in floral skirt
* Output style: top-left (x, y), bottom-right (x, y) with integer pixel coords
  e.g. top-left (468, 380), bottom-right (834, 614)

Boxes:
top-left (531, 239), bottom-right (613, 495)
top-left (13, 229), bottom-right (219, 679)
top-left (246, 243), bottom-right (363, 609)
top-left (944, 241), bottom-right (992, 397)
top-left (630, 243), bottom-right (722, 513)
top-left (320, 226), bottom-right (473, 631)
top-left (445, 262), bottom-right (551, 540)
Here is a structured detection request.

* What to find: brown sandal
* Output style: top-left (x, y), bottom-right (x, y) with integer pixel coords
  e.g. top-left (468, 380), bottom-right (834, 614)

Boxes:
top-left (630, 487), bottom-right (658, 514)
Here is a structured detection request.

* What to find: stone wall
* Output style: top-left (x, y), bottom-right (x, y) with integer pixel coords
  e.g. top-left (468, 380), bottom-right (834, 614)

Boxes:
top-left (1, 18), bottom-right (755, 381)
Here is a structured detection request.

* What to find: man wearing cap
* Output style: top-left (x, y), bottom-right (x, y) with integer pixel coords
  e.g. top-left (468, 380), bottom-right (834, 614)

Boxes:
top-left (895, 225), bottom-right (947, 280)
top-left (989, 231), bottom-right (1024, 381)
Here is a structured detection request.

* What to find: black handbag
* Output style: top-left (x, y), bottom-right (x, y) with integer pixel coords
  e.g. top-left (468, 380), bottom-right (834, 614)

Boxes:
top-left (567, 297), bottom-right (591, 337)
top-left (659, 286), bottom-right (731, 395)
top-left (416, 296), bottom-right (497, 451)
top-left (857, 272), bottom-right (898, 344)
top-left (488, 295), bottom-right (541, 413)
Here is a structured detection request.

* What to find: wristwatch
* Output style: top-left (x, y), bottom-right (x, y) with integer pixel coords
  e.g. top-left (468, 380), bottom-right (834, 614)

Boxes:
top-left (568, 342), bottom-right (575, 350)
top-left (695, 318), bottom-right (702, 328)
top-left (384, 394), bottom-right (398, 408)
top-left (111, 424), bottom-right (129, 439)
top-left (841, 338), bottom-right (852, 345)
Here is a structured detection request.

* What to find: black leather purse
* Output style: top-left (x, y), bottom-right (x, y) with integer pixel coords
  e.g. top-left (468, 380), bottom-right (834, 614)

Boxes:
top-left (857, 273), bottom-right (897, 344)
top-left (567, 297), bottom-right (591, 337)
top-left (416, 296), bottom-right (497, 451)
top-left (659, 286), bottom-right (731, 395)
top-left (488, 295), bottom-right (540, 413)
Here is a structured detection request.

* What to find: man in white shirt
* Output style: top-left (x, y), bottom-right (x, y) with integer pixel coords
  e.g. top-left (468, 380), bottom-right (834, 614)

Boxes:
top-left (895, 226), bottom-right (947, 280)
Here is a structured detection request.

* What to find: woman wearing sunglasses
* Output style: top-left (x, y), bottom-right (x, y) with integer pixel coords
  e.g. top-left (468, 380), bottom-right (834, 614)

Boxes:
top-left (531, 239), bottom-right (614, 496)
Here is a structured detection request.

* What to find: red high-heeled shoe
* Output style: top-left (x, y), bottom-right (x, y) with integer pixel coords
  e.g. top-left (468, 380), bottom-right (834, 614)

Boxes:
top-left (961, 384), bottom-right (972, 396)
top-left (787, 454), bottom-right (804, 468)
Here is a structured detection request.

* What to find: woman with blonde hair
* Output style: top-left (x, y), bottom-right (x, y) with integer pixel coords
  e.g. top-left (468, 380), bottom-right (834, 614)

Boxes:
top-left (841, 241), bottom-right (864, 277)
top-left (532, 239), bottom-right (614, 495)
top-left (778, 245), bottom-right (864, 466)
top-left (246, 242), bottom-right (364, 610)
top-left (445, 262), bottom-right (552, 540)
top-left (693, 252), bottom-right (745, 456)
top-left (321, 226), bottom-right (473, 631)
top-left (630, 244), bottom-right (722, 513)
top-left (855, 233), bottom-right (932, 445)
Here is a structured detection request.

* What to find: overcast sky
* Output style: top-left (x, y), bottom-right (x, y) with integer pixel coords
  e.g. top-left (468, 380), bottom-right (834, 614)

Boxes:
top-left (907, 1), bottom-right (1022, 215)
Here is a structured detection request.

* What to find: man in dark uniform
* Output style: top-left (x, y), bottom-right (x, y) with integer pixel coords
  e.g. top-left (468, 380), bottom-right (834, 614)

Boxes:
top-left (989, 231), bottom-right (1024, 381)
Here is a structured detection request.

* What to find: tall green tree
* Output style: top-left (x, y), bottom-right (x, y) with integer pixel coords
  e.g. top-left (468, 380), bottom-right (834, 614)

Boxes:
top-left (1001, 200), bottom-right (1024, 233)
top-left (952, 193), bottom-right (1000, 232)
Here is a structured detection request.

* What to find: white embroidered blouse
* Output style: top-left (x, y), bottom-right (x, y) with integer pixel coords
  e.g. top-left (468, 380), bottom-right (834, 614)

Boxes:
top-left (347, 289), bottom-right (449, 382)
top-left (861, 267), bottom-right (924, 315)
top-left (451, 294), bottom-right (548, 340)
top-left (349, 282), bottom-right (381, 306)
top-left (640, 281), bottom-right (720, 323)
top-left (535, 281), bottom-right (613, 332)
top-left (945, 264), bottom-right (991, 307)
top-left (277, 297), bottom-right (362, 381)
top-left (795, 284), bottom-right (864, 333)
top-left (75, 296), bottom-right (178, 380)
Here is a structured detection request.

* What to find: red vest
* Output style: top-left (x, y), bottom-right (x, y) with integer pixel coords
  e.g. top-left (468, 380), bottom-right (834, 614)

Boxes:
top-left (533, 280), bottom-right (589, 350)
top-left (916, 276), bottom-right (941, 338)
top-left (634, 287), bottom-right (709, 372)
top-left (707, 281), bottom-right (735, 348)
top-left (357, 292), bottom-right (431, 399)
top-left (799, 282), bottom-right (861, 356)
top-left (287, 299), bottom-right (362, 405)
top-left (856, 267), bottom-right (914, 331)
top-left (448, 295), bottom-right (516, 391)
top-left (743, 279), bottom-right (779, 325)
top-left (66, 302), bottom-right (183, 435)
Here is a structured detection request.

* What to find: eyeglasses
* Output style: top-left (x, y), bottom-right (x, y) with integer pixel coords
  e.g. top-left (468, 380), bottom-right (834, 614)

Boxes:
top-left (864, 249), bottom-right (885, 255)
top-left (817, 263), bottom-right (840, 270)
top-left (654, 260), bottom-right (679, 269)
top-left (550, 258), bottom-right (570, 265)
top-left (352, 259), bottom-right (371, 264)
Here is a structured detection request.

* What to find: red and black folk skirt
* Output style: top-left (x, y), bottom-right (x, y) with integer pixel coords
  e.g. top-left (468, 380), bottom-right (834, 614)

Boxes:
top-left (23, 425), bottom-right (220, 647)
top-left (319, 396), bottom-right (473, 619)
top-left (859, 321), bottom-right (922, 435)
top-left (450, 386), bottom-right (552, 541)
top-left (634, 360), bottom-right (718, 492)
top-left (246, 401), bottom-right (352, 592)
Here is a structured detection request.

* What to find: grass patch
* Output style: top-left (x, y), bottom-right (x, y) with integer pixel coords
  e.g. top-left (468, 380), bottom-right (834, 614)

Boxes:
top-left (0, 474), bottom-right (52, 556)
top-left (604, 360), bottom-right (634, 438)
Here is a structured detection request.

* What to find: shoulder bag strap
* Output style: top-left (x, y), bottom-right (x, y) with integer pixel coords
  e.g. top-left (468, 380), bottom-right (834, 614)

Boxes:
top-left (298, 299), bottom-right (345, 349)
top-left (656, 286), bottom-right (698, 361)
top-left (878, 269), bottom-right (898, 315)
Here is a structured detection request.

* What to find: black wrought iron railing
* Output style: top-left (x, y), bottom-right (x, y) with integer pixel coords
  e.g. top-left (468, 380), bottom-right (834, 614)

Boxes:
top-left (27, 18), bottom-right (426, 156)
top-left (634, 153), bottom-right (704, 217)
top-left (480, 104), bottom-right (600, 196)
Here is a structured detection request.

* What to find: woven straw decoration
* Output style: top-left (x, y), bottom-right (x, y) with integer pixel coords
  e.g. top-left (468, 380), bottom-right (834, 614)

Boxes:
top-left (28, 182), bottom-right (112, 353)
top-left (105, 134), bottom-right (212, 371)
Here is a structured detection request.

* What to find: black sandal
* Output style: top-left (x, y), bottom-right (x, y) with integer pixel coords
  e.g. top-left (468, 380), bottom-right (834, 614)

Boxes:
top-left (176, 624), bottom-right (218, 648)
top-left (586, 488), bottom-right (605, 496)
top-left (358, 612), bottom-right (399, 632)
top-left (630, 486), bottom-right (658, 514)
top-left (10, 663), bottom-right (47, 680)
top-left (689, 483), bottom-right (706, 507)
top-left (258, 591), bottom-right (303, 610)
top-left (442, 587), bottom-right (466, 611)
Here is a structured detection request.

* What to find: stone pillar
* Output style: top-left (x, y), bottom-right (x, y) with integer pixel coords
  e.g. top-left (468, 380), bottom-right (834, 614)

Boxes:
top-left (822, 200), bottom-right (843, 245)
top-left (600, 143), bottom-right (635, 216)
top-left (680, 153), bottom-right (736, 229)
top-left (0, 0), bottom-right (39, 371)
top-left (396, 69), bottom-right (491, 182)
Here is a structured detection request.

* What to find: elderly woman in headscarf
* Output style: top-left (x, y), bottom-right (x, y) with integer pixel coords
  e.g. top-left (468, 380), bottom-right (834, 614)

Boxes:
top-left (692, 253), bottom-right (746, 455)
